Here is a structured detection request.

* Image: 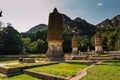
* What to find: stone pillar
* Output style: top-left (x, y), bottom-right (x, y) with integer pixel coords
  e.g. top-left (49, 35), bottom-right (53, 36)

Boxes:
top-left (87, 46), bottom-right (90, 52)
top-left (46, 8), bottom-right (64, 61)
top-left (71, 35), bottom-right (78, 55)
top-left (95, 33), bottom-right (103, 54)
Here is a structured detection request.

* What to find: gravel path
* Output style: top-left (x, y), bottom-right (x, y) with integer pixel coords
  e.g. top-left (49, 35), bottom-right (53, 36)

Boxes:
top-left (0, 62), bottom-right (19, 66)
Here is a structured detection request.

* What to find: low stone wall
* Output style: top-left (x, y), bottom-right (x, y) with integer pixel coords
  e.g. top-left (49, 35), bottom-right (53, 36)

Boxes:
top-left (24, 69), bottom-right (70, 80)
top-left (0, 63), bottom-right (58, 75)
top-left (0, 66), bottom-right (25, 75)
top-left (92, 58), bottom-right (110, 60)
top-left (65, 55), bottom-right (86, 60)
top-left (19, 58), bottom-right (35, 63)
top-left (72, 56), bottom-right (86, 60)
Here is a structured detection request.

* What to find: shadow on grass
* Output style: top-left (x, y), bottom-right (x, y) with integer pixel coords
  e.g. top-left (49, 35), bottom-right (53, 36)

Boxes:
top-left (96, 64), bottom-right (120, 66)
top-left (96, 60), bottom-right (120, 66)
top-left (0, 58), bottom-right (18, 63)
top-left (66, 62), bottom-right (88, 65)
top-left (103, 60), bottom-right (120, 64)
top-left (7, 72), bottom-right (22, 77)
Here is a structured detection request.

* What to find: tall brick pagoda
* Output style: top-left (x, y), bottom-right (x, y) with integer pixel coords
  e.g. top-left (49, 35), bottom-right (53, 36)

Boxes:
top-left (95, 32), bottom-right (103, 53)
top-left (71, 34), bottom-right (78, 55)
top-left (46, 8), bottom-right (64, 61)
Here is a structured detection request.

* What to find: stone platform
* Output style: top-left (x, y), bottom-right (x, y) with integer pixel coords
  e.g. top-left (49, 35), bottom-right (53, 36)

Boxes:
top-left (19, 58), bottom-right (35, 63)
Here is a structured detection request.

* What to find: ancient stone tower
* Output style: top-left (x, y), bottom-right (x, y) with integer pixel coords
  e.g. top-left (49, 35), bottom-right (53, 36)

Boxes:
top-left (46, 8), bottom-right (64, 61)
top-left (95, 32), bottom-right (103, 53)
top-left (71, 34), bottom-right (78, 55)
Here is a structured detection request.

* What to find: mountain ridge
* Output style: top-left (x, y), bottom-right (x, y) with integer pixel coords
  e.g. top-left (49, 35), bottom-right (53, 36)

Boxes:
top-left (27, 24), bottom-right (47, 33)
top-left (27, 14), bottom-right (96, 36)
top-left (96, 15), bottom-right (120, 29)
top-left (27, 14), bottom-right (120, 35)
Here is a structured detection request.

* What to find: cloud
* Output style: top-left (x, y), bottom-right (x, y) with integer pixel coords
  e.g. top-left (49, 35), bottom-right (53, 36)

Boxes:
top-left (97, 3), bottom-right (103, 6)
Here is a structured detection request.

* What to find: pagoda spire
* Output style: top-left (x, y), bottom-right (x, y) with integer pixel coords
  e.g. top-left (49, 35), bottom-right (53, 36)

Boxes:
top-left (53, 7), bottom-right (58, 12)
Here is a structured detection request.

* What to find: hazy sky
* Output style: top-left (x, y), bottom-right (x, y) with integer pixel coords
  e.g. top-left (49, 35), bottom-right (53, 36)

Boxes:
top-left (0, 0), bottom-right (120, 32)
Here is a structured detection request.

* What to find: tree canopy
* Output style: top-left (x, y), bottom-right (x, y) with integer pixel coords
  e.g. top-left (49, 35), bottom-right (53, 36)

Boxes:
top-left (0, 26), bottom-right (23, 54)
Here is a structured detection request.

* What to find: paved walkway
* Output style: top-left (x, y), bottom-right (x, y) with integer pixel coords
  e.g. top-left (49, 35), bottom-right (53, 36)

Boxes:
top-left (0, 62), bottom-right (19, 67)
top-left (70, 60), bottom-right (103, 80)
top-left (0, 60), bottom-right (44, 66)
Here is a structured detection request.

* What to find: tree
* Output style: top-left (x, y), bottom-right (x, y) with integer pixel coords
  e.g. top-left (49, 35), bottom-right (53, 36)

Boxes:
top-left (35, 31), bottom-right (42, 40)
top-left (62, 39), bottom-right (72, 53)
top-left (22, 38), bottom-right (31, 47)
top-left (0, 30), bottom-right (4, 54)
top-left (22, 38), bottom-right (31, 52)
top-left (28, 41), bottom-right (36, 53)
top-left (3, 26), bottom-right (23, 54)
top-left (78, 35), bottom-right (91, 51)
top-left (35, 39), bottom-right (47, 53)
top-left (30, 33), bottom-right (36, 42)
top-left (27, 39), bottom-right (47, 53)
top-left (34, 30), bottom-right (47, 41)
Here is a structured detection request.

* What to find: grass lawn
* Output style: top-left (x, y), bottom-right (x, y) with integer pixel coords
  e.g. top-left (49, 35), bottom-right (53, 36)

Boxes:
top-left (29, 61), bottom-right (88, 77)
top-left (0, 58), bottom-right (18, 64)
top-left (81, 60), bottom-right (120, 80)
top-left (0, 74), bottom-right (40, 80)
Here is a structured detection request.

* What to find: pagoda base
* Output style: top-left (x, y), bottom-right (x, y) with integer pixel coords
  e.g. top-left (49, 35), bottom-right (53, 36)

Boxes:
top-left (46, 58), bottom-right (64, 62)
top-left (95, 46), bottom-right (103, 54)
top-left (46, 41), bottom-right (64, 61)
top-left (71, 47), bottom-right (79, 55)
top-left (71, 51), bottom-right (79, 55)
top-left (95, 51), bottom-right (104, 54)
top-left (46, 52), bottom-right (64, 61)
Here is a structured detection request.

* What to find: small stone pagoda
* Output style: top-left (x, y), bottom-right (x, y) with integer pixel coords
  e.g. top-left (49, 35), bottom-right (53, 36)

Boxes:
top-left (95, 32), bottom-right (103, 53)
top-left (71, 34), bottom-right (78, 55)
top-left (46, 8), bottom-right (64, 61)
